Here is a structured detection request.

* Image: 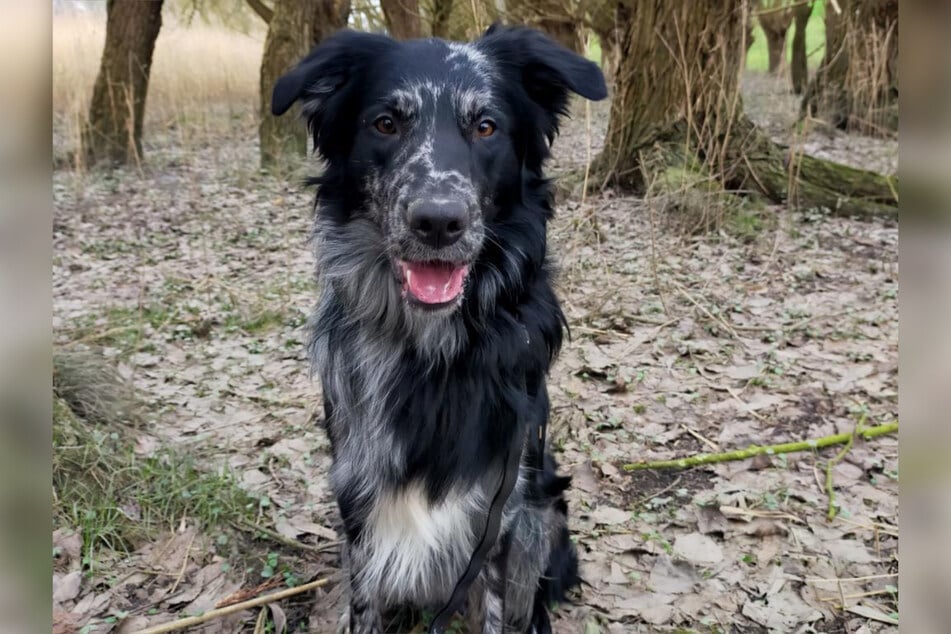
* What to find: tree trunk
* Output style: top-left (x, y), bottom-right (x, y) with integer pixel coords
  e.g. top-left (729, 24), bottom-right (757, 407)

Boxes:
top-left (593, 1), bottom-right (897, 219)
top-left (536, 17), bottom-right (582, 53)
top-left (802, 0), bottom-right (898, 136)
top-left (790, 0), bottom-right (812, 94)
top-left (597, 28), bottom-right (619, 85)
top-left (430, 0), bottom-right (453, 38)
top-left (595, 2), bottom-right (748, 190)
top-left (443, 0), bottom-right (499, 41)
top-left (757, 1), bottom-right (794, 75)
top-left (81, 0), bottom-right (163, 166)
top-left (381, 0), bottom-right (422, 39)
top-left (258, 0), bottom-right (350, 167)
top-left (505, 0), bottom-right (583, 53)
top-left (590, 1), bottom-right (620, 84)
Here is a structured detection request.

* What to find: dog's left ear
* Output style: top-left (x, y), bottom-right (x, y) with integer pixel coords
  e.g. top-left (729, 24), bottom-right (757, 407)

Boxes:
top-left (271, 30), bottom-right (394, 117)
top-left (476, 26), bottom-right (608, 107)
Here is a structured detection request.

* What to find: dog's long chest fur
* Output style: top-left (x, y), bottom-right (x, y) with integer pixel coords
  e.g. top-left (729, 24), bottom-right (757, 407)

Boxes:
top-left (354, 479), bottom-right (485, 605)
top-left (274, 23), bottom-right (606, 633)
top-left (313, 313), bottom-right (533, 612)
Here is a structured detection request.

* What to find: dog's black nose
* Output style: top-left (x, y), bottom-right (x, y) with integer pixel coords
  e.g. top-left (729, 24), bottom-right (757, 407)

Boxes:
top-left (408, 201), bottom-right (468, 249)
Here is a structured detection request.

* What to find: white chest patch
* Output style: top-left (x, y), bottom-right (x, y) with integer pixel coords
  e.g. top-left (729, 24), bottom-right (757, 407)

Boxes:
top-left (356, 481), bottom-right (482, 605)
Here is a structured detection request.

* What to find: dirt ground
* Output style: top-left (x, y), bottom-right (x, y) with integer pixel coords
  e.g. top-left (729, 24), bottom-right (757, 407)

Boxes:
top-left (53, 73), bottom-right (898, 633)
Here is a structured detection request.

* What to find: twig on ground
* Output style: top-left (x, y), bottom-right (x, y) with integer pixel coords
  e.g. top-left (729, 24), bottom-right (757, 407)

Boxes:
top-left (632, 476), bottom-right (683, 508)
top-left (805, 572), bottom-right (897, 583)
top-left (724, 385), bottom-right (770, 425)
top-left (820, 588), bottom-right (896, 604)
top-left (681, 425), bottom-right (720, 452)
top-left (694, 364), bottom-right (769, 425)
top-left (580, 90), bottom-right (592, 209)
top-left (835, 516), bottom-right (898, 537)
top-left (642, 156), bottom-right (672, 318)
top-left (232, 519), bottom-right (342, 555)
top-left (623, 423), bottom-right (898, 471)
top-left (132, 576), bottom-right (329, 634)
top-left (824, 415), bottom-right (862, 521)
top-left (719, 505), bottom-right (804, 524)
top-left (60, 324), bottom-right (143, 348)
top-left (252, 606), bottom-right (267, 634)
top-left (215, 577), bottom-right (283, 609)
top-left (671, 280), bottom-right (742, 341)
top-left (167, 531), bottom-right (196, 597)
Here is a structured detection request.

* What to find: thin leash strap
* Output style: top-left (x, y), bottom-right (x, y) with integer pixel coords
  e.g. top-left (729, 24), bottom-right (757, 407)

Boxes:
top-left (535, 408), bottom-right (547, 472)
top-left (427, 427), bottom-right (525, 634)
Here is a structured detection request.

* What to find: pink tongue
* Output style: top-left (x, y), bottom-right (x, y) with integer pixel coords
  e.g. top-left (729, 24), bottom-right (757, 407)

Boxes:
top-left (402, 261), bottom-right (469, 304)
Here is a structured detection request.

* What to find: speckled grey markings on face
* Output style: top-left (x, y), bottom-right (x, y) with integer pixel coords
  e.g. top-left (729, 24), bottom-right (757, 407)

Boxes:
top-left (445, 41), bottom-right (494, 77)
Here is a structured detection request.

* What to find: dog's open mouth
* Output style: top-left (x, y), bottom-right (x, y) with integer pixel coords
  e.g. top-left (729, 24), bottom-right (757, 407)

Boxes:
top-left (397, 260), bottom-right (470, 306)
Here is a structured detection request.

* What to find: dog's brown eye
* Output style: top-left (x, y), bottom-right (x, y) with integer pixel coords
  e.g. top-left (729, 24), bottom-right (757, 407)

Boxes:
top-left (476, 119), bottom-right (496, 138)
top-left (374, 116), bottom-right (397, 135)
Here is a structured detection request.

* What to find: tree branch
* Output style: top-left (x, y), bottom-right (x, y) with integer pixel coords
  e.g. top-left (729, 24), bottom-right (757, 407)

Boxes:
top-left (245, 0), bottom-right (273, 24)
top-left (623, 422), bottom-right (898, 471)
top-left (134, 577), bottom-right (329, 634)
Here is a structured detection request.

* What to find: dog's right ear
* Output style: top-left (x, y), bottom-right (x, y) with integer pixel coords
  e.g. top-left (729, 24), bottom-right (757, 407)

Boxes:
top-left (271, 30), bottom-right (393, 117)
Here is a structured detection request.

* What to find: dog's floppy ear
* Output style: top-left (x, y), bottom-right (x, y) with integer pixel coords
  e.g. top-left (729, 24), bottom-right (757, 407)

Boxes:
top-left (476, 26), bottom-right (608, 105)
top-left (271, 30), bottom-right (393, 117)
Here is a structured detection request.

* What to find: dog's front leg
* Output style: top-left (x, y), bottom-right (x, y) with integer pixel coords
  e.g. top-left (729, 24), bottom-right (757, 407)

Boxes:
top-left (349, 598), bottom-right (383, 634)
top-left (346, 545), bottom-right (384, 634)
top-left (480, 553), bottom-right (508, 634)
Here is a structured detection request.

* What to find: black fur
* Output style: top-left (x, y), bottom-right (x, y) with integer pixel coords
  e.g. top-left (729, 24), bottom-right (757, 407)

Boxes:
top-left (275, 25), bottom-right (606, 633)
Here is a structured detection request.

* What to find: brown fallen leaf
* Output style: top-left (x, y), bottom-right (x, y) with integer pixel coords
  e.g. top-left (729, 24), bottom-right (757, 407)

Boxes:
top-left (741, 589), bottom-right (823, 630)
top-left (825, 538), bottom-right (878, 565)
top-left (612, 590), bottom-right (676, 614)
top-left (53, 571), bottom-right (83, 605)
top-left (648, 554), bottom-right (699, 595)
top-left (53, 608), bottom-right (79, 634)
top-left (739, 518), bottom-right (789, 537)
top-left (845, 603), bottom-right (899, 625)
top-left (696, 505), bottom-right (729, 535)
top-left (672, 533), bottom-right (724, 565)
top-left (571, 461), bottom-right (601, 495)
top-left (589, 506), bottom-right (630, 526)
top-left (53, 529), bottom-right (82, 570)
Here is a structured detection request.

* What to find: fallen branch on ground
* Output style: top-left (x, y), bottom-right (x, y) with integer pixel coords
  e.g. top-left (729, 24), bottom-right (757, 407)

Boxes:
top-left (132, 576), bottom-right (329, 634)
top-left (623, 423), bottom-right (898, 471)
top-left (824, 415), bottom-right (862, 521)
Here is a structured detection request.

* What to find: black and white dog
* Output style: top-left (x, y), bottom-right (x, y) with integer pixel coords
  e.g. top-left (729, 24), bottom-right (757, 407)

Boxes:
top-left (272, 25), bottom-right (606, 633)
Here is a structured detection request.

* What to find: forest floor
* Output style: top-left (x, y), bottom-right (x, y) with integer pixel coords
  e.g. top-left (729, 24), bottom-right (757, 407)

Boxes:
top-left (53, 72), bottom-right (898, 633)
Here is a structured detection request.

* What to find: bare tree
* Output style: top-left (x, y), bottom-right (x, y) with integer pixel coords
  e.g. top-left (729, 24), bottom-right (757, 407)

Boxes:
top-left (589, 0), bottom-right (620, 84)
top-left (756, 0), bottom-right (794, 74)
top-left (593, 1), bottom-right (897, 218)
top-left (245, 0), bottom-right (274, 22)
top-left (82, 0), bottom-right (164, 166)
top-left (790, 0), bottom-right (813, 94)
top-left (257, 0), bottom-right (351, 166)
top-left (349, 0), bottom-right (387, 32)
top-left (428, 0), bottom-right (453, 38)
top-left (504, 0), bottom-right (584, 53)
top-left (802, 0), bottom-right (897, 136)
top-left (381, 0), bottom-right (422, 39)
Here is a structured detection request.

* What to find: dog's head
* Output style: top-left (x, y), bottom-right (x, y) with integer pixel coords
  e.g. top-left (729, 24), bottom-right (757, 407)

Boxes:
top-left (273, 26), bottom-right (606, 316)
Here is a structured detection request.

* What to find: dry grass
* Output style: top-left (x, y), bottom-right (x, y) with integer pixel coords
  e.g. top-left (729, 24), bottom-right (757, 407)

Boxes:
top-left (841, 11), bottom-right (897, 136)
top-left (53, 14), bottom-right (265, 162)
